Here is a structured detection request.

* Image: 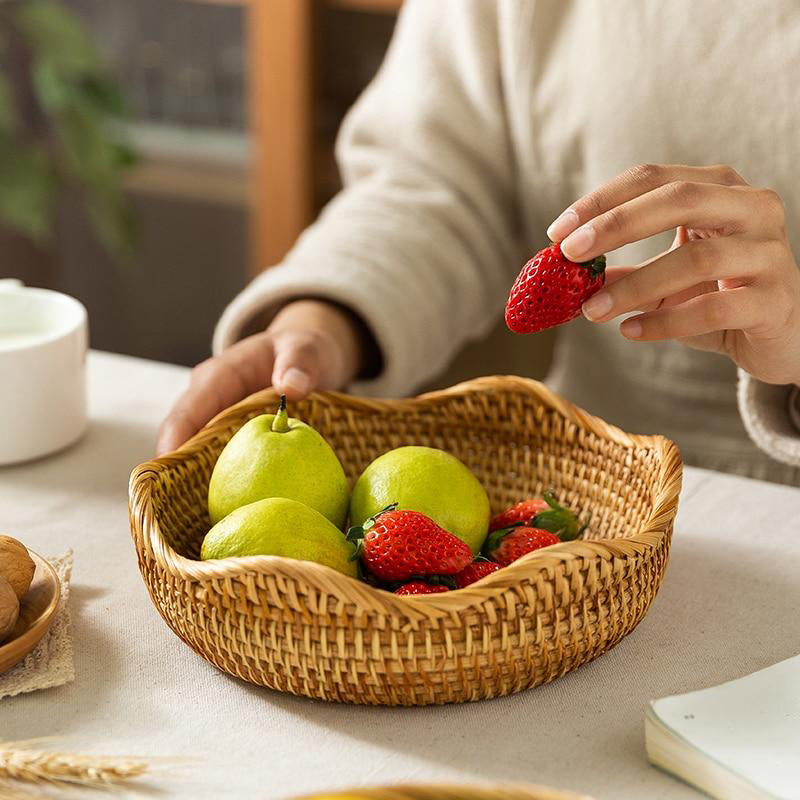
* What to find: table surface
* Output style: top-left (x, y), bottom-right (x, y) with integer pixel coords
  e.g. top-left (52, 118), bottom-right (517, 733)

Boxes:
top-left (1, 351), bottom-right (799, 800)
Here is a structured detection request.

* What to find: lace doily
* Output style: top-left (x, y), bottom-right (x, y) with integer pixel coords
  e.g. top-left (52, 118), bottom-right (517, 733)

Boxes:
top-left (0, 552), bottom-right (74, 700)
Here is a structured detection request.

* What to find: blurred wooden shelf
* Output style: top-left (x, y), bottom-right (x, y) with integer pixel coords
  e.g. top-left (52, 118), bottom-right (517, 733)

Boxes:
top-left (124, 158), bottom-right (249, 207)
top-left (189, 0), bottom-right (402, 273)
top-left (327, 0), bottom-right (402, 12)
top-left (248, 0), bottom-right (401, 276)
top-left (191, 0), bottom-right (400, 8)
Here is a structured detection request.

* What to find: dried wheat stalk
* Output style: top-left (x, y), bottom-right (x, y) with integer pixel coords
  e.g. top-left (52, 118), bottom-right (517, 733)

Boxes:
top-left (0, 740), bottom-right (148, 794)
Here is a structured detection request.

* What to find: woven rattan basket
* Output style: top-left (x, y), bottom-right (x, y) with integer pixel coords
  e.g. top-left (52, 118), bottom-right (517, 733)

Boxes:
top-left (292, 783), bottom-right (594, 800)
top-left (129, 376), bottom-right (682, 706)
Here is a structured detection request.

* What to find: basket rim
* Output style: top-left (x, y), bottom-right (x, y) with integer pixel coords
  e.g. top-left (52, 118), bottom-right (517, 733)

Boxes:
top-left (291, 783), bottom-right (595, 800)
top-left (129, 376), bottom-right (682, 616)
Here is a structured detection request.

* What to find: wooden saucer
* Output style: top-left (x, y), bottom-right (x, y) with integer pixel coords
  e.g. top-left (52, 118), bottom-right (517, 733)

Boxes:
top-left (0, 551), bottom-right (60, 674)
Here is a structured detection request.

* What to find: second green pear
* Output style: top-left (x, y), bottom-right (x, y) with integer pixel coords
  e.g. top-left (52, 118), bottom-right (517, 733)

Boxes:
top-left (201, 497), bottom-right (357, 577)
top-left (349, 445), bottom-right (490, 554)
top-left (208, 396), bottom-right (349, 527)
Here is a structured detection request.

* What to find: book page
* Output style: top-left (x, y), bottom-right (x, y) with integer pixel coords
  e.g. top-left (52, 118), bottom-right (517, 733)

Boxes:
top-left (651, 654), bottom-right (800, 800)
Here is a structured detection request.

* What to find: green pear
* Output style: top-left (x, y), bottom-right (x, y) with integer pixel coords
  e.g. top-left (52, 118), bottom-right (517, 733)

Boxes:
top-left (208, 396), bottom-right (349, 527)
top-left (349, 446), bottom-right (490, 554)
top-left (201, 497), bottom-right (358, 578)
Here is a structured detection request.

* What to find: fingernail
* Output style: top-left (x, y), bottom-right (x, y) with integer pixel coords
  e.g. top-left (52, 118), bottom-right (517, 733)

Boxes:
top-left (561, 225), bottom-right (595, 260)
top-left (582, 291), bottom-right (613, 321)
top-left (546, 208), bottom-right (579, 242)
top-left (280, 367), bottom-right (312, 395)
top-left (620, 318), bottom-right (643, 339)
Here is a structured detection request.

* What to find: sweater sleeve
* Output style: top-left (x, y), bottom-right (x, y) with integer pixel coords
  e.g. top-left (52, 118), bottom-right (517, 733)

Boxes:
top-left (213, 0), bottom-right (520, 396)
top-left (737, 370), bottom-right (800, 466)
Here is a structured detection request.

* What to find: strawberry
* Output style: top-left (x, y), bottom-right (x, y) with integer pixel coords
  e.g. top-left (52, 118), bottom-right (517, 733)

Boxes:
top-left (453, 560), bottom-right (502, 588)
top-left (505, 242), bottom-right (606, 333)
top-left (483, 526), bottom-right (561, 567)
top-left (347, 504), bottom-right (472, 582)
top-left (395, 581), bottom-right (450, 596)
top-left (489, 498), bottom-right (550, 532)
top-left (490, 492), bottom-right (586, 541)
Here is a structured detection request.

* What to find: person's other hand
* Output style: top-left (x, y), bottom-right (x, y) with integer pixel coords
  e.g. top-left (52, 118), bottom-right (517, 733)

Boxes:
top-left (547, 163), bottom-right (800, 385)
top-left (156, 299), bottom-right (367, 455)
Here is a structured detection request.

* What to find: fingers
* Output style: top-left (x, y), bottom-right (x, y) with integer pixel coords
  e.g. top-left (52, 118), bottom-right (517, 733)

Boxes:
top-left (547, 163), bottom-right (746, 241)
top-left (156, 299), bottom-right (369, 456)
top-left (603, 265), bottom-right (638, 286)
top-left (559, 182), bottom-right (775, 262)
top-left (156, 332), bottom-right (276, 455)
top-left (156, 404), bottom-right (202, 458)
top-left (618, 287), bottom-right (764, 342)
top-left (271, 331), bottom-right (330, 401)
top-left (602, 238), bottom-right (682, 307)
top-left (582, 237), bottom-right (771, 321)
top-left (268, 299), bottom-right (367, 397)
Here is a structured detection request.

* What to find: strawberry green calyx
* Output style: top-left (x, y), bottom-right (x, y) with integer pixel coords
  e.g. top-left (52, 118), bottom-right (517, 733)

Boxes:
top-left (346, 503), bottom-right (398, 540)
top-left (271, 395), bottom-right (290, 433)
top-left (580, 254), bottom-right (606, 279)
top-left (531, 491), bottom-right (587, 541)
top-left (482, 522), bottom-right (524, 557)
top-left (346, 503), bottom-right (398, 561)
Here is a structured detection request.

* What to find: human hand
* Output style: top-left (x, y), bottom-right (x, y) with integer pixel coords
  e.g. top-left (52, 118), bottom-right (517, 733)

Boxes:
top-left (156, 299), bottom-right (367, 454)
top-left (546, 163), bottom-right (800, 385)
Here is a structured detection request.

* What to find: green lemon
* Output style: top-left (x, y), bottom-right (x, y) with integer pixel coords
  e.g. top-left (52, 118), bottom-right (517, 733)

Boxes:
top-left (208, 396), bottom-right (349, 527)
top-left (349, 446), bottom-right (490, 554)
top-left (201, 497), bottom-right (358, 578)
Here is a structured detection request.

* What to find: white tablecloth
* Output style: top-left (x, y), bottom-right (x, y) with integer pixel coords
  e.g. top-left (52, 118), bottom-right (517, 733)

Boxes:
top-left (1, 351), bottom-right (798, 799)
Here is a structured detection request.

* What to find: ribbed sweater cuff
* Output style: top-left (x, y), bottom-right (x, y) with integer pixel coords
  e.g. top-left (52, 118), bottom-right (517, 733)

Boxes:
top-left (737, 369), bottom-right (800, 467)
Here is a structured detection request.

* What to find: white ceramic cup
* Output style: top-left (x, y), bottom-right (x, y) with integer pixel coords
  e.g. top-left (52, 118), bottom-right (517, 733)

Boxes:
top-left (0, 283), bottom-right (89, 465)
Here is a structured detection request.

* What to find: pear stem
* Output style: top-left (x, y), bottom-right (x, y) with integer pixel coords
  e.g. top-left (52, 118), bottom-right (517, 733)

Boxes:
top-left (271, 394), bottom-right (290, 432)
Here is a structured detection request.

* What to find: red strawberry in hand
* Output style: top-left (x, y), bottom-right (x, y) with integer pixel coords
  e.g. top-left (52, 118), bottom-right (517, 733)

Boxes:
top-left (347, 505), bottom-right (472, 582)
top-left (483, 526), bottom-right (561, 567)
top-left (395, 581), bottom-right (450, 596)
top-left (505, 242), bottom-right (606, 333)
top-left (453, 560), bottom-right (502, 588)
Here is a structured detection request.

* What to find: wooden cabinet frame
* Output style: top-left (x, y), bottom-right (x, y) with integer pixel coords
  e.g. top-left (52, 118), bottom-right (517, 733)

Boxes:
top-left (194, 0), bottom-right (401, 276)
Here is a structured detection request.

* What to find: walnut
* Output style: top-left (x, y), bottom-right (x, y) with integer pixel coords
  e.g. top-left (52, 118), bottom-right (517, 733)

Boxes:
top-left (0, 535), bottom-right (36, 600)
top-left (0, 577), bottom-right (19, 643)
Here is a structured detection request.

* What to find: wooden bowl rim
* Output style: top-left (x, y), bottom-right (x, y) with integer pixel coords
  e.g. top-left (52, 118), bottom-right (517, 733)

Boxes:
top-left (129, 376), bottom-right (682, 617)
top-left (0, 551), bottom-right (60, 673)
top-left (290, 782), bottom-right (595, 800)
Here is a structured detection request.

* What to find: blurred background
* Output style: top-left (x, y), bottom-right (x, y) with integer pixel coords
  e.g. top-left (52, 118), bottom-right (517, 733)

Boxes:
top-left (0, 0), bottom-right (552, 385)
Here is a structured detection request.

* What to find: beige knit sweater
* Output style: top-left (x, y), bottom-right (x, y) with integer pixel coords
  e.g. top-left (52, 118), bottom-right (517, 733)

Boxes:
top-left (215, 0), bottom-right (800, 485)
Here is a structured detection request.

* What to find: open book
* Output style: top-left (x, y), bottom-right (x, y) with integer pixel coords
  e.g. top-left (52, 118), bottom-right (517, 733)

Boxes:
top-left (646, 654), bottom-right (800, 800)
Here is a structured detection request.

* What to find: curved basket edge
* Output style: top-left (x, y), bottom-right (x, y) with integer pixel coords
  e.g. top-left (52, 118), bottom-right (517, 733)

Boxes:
top-left (128, 376), bottom-right (683, 617)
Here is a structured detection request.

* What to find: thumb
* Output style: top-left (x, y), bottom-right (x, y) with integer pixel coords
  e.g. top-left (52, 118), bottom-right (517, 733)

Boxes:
top-left (271, 332), bottom-right (325, 400)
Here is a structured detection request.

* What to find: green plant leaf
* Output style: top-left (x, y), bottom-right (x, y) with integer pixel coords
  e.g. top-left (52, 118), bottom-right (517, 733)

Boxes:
top-left (80, 74), bottom-right (126, 117)
top-left (0, 136), bottom-right (57, 241)
top-left (112, 141), bottom-right (139, 169)
top-left (31, 57), bottom-right (73, 112)
top-left (7, 0), bottom-right (138, 256)
top-left (58, 106), bottom-right (115, 182)
top-left (16, 0), bottom-right (100, 74)
top-left (85, 185), bottom-right (136, 256)
top-left (0, 74), bottom-right (17, 134)
top-left (53, 107), bottom-right (137, 255)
